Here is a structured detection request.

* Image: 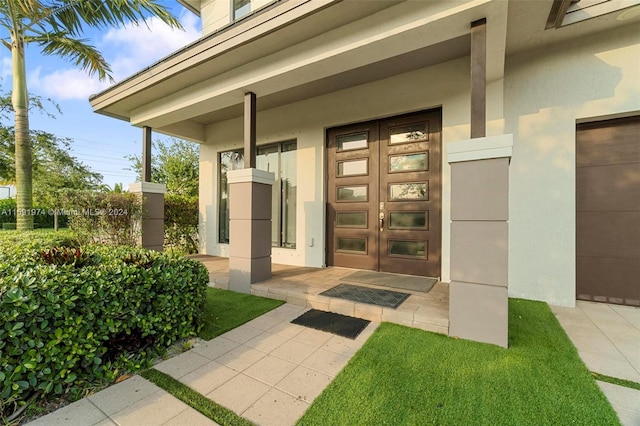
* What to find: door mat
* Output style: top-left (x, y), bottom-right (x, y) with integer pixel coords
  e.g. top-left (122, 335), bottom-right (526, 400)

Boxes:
top-left (321, 284), bottom-right (410, 309)
top-left (291, 309), bottom-right (371, 339)
top-left (343, 270), bottom-right (437, 293)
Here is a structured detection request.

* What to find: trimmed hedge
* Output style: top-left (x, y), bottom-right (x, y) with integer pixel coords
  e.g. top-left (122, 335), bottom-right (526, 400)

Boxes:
top-left (0, 198), bottom-right (68, 229)
top-left (0, 231), bottom-right (209, 418)
top-left (164, 194), bottom-right (198, 254)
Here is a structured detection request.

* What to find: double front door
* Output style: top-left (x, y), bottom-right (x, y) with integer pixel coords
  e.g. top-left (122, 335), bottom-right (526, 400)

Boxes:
top-left (326, 110), bottom-right (442, 277)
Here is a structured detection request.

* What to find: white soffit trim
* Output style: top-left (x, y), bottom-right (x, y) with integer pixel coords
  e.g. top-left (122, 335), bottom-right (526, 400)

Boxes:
top-left (227, 168), bottom-right (275, 185)
top-left (129, 0), bottom-right (508, 129)
top-left (563, 0), bottom-right (640, 26)
top-left (447, 134), bottom-right (514, 163)
top-left (128, 182), bottom-right (167, 194)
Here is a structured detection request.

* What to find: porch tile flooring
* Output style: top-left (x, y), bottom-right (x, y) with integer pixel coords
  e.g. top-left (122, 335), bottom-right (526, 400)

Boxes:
top-left (196, 255), bottom-right (450, 335)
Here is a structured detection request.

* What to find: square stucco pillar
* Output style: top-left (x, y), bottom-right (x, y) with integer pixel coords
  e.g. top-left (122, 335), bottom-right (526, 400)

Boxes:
top-left (128, 182), bottom-right (166, 251)
top-left (228, 168), bottom-right (275, 294)
top-left (447, 134), bottom-right (513, 347)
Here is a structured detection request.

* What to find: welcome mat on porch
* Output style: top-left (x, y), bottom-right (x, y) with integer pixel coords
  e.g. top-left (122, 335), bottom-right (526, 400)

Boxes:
top-left (291, 309), bottom-right (370, 339)
top-left (343, 270), bottom-right (437, 293)
top-left (321, 284), bottom-right (410, 309)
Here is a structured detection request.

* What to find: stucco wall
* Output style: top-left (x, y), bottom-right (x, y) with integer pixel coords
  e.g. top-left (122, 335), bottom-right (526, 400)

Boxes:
top-left (199, 56), bottom-right (476, 280)
top-left (201, 0), bottom-right (276, 35)
top-left (504, 23), bottom-right (640, 307)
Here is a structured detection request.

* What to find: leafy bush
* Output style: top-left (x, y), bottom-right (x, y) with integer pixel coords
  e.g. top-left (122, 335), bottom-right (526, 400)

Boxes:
top-left (164, 194), bottom-right (198, 254)
top-left (0, 198), bottom-right (68, 229)
top-left (38, 247), bottom-right (96, 268)
top-left (0, 236), bottom-right (209, 421)
top-left (59, 191), bottom-right (142, 246)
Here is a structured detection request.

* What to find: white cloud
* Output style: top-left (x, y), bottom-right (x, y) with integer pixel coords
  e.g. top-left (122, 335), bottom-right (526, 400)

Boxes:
top-left (1, 56), bottom-right (11, 81)
top-left (31, 11), bottom-right (201, 100)
top-left (29, 67), bottom-right (110, 100)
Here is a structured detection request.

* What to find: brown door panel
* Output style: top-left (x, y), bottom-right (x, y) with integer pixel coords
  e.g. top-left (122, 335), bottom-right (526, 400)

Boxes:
top-left (327, 110), bottom-right (442, 278)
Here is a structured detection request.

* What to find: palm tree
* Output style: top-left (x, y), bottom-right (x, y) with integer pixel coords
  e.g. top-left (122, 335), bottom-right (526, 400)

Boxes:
top-left (0, 1), bottom-right (181, 230)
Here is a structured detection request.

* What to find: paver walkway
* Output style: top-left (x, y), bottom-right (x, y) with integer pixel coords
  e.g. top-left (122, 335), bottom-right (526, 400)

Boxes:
top-left (27, 298), bottom-right (639, 426)
top-left (27, 304), bottom-right (378, 426)
top-left (552, 301), bottom-right (640, 426)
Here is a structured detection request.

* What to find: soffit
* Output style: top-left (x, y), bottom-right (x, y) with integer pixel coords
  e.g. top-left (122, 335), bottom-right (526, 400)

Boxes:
top-left (90, 0), bottom-right (402, 119)
top-left (189, 35), bottom-right (471, 125)
top-left (505, 0), bottom-right (640, 55)
top-left (91, 0), bottom-right (507, 142)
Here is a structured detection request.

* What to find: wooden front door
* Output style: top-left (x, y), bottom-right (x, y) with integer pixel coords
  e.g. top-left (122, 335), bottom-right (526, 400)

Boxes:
top-left (326, 110), bottom-right (441, 277)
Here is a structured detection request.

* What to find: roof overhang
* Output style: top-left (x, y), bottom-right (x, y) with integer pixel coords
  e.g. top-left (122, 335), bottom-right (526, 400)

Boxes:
top-left (90, 0), bottom-right (509, 143)
top-left (177, 0), bottom-right (200, 16)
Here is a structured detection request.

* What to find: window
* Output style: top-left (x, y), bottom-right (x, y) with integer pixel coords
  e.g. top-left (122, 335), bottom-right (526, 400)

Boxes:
top-left (233, 0), bottom-right (251, 20)
top-left (219, 141), bottom-right (297, 248)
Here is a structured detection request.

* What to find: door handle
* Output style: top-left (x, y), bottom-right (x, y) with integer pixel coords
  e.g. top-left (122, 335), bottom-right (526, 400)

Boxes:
top-left (379, 212), bottom-right (385, 232)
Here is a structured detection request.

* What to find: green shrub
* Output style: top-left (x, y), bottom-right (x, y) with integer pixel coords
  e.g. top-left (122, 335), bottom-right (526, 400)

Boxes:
top-left (0, 230), bottom-right (79, 253)
top-left (57, 190), bottom-right (142, 246)
top-left (0, 240), bottom-right (208, 420)
top-left (2, 223), bottom-right (16, 230)
top-left (164, 194), bottom-right (198, 254)
top-left (0, 198), bottom-right (68, 229)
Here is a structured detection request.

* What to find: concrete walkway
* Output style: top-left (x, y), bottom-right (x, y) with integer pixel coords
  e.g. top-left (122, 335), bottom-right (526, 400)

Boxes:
top-left (27, 304), bottom-right (378, 426)
top-left (552, 301), bottom-right (640, 426)
top-left (27, 299), bottom-right (639, 426)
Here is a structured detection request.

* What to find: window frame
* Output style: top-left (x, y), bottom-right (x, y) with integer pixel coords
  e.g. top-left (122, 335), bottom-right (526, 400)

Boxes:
top-left (218, 140), bottom-right (297, 249)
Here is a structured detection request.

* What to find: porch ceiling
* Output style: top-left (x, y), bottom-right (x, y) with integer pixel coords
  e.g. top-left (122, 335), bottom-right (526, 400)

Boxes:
top-left (90, 0), bottom-right (509, 143)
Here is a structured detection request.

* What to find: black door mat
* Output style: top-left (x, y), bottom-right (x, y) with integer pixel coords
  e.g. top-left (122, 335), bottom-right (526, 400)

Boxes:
top-left (343, 270), bottom-right (437, 293)
top-left (320, 283), bottom-right (410, 309)
top-left (291, 309), bottom-right (371, 339)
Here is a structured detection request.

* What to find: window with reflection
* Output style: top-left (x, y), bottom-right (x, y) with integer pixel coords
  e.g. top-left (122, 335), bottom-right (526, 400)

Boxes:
top-left (233, 0), bottom-right (251, 19)
top-left (337, 132), bottom-right (368, 151)
top-left (389, 240), bottom-right (427, 258)
top-left (389, 183), bottom-right (427, 200)
top-left (389, 122), bottom-right (428, 145)
top-left (389, 153), bottom-right (427, 173)
top-left (219, 141), bottom-right (297, 248)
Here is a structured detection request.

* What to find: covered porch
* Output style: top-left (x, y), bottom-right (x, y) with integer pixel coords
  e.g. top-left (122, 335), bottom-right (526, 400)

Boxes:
top-left (193, 255), bottom-right (449, 335)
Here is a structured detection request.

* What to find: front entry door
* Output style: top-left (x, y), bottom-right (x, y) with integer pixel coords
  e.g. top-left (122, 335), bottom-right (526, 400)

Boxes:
top-left (326, 110), bottom-right (441, 277)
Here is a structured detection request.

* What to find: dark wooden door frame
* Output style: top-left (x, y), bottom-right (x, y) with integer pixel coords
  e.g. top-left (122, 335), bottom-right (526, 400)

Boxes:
top-left (325, 109), bottom-right (442, 277)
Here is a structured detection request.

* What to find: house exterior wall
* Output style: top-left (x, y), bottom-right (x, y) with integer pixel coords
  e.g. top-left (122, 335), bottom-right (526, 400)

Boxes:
top-left (200, 56), bottom-right (480, 281)
top-left (201, 0), bottom-right (276, 35)
top-left (199, 21), bottom-right (639, 306)
top-left (504, 24), bottom-right (640, 307)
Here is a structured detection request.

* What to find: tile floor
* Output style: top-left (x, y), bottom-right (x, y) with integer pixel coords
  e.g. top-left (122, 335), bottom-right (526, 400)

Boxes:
top-left (27, 304), bottom-right (378, 426)
top-left (194, 255), bottom-right (450, 335)
top-left (552, 301), bottom-right (640, 426)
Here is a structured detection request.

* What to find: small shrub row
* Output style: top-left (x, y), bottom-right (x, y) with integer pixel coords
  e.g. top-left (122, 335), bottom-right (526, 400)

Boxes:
top-left (0, 233), bottom-right (209, 420)
top-left (164, 194), bottom-right (198, 254)
top-left (0, 198), bottom-right (68, 229)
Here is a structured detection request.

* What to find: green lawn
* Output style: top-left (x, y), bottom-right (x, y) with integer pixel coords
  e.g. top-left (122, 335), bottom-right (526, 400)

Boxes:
top-left (141, 369), bottom-right (254, 426)
top-left (298, 299), bottom-right (620, 426)
top-left (198, 287), bottom-right (285, 340)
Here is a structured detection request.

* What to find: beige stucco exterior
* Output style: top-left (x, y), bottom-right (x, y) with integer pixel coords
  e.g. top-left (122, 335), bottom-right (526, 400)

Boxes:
top-left (92, 0), bottom-right (640, 308)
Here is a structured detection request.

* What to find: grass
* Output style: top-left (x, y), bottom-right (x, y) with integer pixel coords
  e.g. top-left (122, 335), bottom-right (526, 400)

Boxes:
top-left (141, 369), bottom-right (254, 426)
top-left (198, 287), bottom-right (285, 340)
top-left (591, 372), bottom-right (640, 391)
top-left (298, 299), bottom-right (621, 426)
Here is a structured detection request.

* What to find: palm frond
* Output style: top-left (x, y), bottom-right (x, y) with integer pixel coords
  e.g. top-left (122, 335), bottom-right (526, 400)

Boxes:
top-left (29, 31), bottom-right (113, 81)
top-left (47, 0), bottom-right (182, 35)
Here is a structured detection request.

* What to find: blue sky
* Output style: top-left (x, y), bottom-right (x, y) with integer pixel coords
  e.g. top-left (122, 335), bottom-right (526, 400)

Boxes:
top-left (0, 1), bottom-right (201, 190)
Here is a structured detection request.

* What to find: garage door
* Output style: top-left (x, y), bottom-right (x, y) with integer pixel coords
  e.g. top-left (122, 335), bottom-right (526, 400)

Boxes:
top-left (576, 116), bottom-right (640, 306)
